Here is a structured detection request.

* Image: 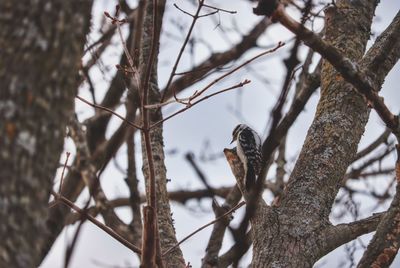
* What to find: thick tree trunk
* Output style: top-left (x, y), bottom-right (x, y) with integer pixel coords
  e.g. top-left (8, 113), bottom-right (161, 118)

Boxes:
top-left (250, 1), bottom-right (378, 266)
top-left (0, 1), bottom-right (92, 267)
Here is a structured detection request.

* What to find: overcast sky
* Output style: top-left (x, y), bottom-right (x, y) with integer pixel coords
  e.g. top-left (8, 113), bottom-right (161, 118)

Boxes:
top-left (41, 0), bottom-right (400, 267)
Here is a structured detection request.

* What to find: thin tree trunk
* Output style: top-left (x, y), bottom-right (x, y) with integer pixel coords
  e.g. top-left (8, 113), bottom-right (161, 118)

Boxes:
top-left (139, 1), bottom-right (185, 266)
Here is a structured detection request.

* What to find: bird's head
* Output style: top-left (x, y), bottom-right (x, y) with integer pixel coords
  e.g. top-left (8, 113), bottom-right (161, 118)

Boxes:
top-left (230, 124), bottom-right (248, 144)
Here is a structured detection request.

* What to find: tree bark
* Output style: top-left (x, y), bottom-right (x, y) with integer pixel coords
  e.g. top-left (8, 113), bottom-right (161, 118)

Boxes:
top-left (249, 1), bottom-right (379, 266)
top-left (0, 1), bottom-right (92, 267)
top-left (139, 1), bottom-right (185, 266)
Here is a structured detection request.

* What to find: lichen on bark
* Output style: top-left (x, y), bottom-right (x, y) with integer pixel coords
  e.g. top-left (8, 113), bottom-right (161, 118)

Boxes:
top-left (0, 1), bottom-right (92, 267)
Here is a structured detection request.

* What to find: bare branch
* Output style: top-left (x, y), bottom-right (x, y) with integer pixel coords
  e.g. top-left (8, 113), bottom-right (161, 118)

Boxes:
top-left (362, 11), bottom-right (400, 87)
top-left (68, 117), bottom-right (123, 228)
top-left (203, 4), bottom-right (237, 14)
top-left (151, 79), bottom-right (250, 129)
top-left (51, 191), bottom-right (142, 254)
top-left (58, 152), bottom-right (70, 194)
top-left (161, 18), bottom-right (272, 101)
top-left (354, 128), bottom-right (392, 162)
top-left (162, 0), bottom-right (206, 103)
top-left (357, 145), bottom-right (400, 268)
top-left (76, 95), bottom-right (142, 130)
top-left (322, 212), bottom-right (385, 256)
top-left (223, 148), bottom-right (270, 265)
top-left (344, 145), bottom-right (396, 183)
top-left (201, 186), bottom-right (242, 268)
top-left (163, 201), bottom-right (245, 257)
top-left (217, 231), bottom-right (252, 268)
top-left (135, 0), bottom-right (163, 264)
top-left (158, 41), bottom-right (284, 109)
top-left (85, 9), bottom-right (137, 53)
top-left (259, 59), bottom-right (321, 180)
top-left (65, 187), bottom-right (234, 225)
top-left (187, 42), bottom-right (284, 103)
top-left (126, 130), bottom-right (143, 246)
top-left (256, 5), bottom-right (400, 138)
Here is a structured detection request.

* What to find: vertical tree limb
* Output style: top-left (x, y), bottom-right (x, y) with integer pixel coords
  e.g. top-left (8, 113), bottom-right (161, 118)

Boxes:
top-left (139, 0), bottom-right (185, 266)
top-left (126, 130), bottom-right (143, 247)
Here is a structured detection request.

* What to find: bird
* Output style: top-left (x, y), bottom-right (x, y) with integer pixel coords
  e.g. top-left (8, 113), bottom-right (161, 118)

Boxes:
top-left (230, 124), bottom-right (262, 190)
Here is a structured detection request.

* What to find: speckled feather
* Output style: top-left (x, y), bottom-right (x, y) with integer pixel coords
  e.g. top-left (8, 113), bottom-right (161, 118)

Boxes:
top-left (232, 124), bottom-right (262, 189)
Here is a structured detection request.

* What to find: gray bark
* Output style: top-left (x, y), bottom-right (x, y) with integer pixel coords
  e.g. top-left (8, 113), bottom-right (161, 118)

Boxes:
top-left (139, 0), bottom-right (185, 266)
top-left (253, 1), bottom-right (377, 266)
top-left (0, 0), bottom-right (92, 267)
top-left (230, 1), bottom-right (395, 267)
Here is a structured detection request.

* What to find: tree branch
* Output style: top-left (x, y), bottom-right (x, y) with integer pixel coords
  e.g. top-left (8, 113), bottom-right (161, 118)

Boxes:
top-left (357, 145), bottom-right (400, 268)
top-left (259, 59), bottom-right (321, 179)
top-left (361, 11), bottom-right (400, 88)
top-left (255, 4), bottom-right (400, 139)
top-left (322, 212), bottom-right (385, 256)
top-left (201, 186), bottom-right (242, 268)
top-left (65, 187), bottom-right (233, 225)
top-left (354, 128), bottom-right (392, 162)
top-left (51, 191), bottom-right (142, 254)
top-left (163, 201), bottom-right (245, 257)
top-left (160, 18), bottom-right (272, 100)
top-left (217, 231), bottom-right (252, 268)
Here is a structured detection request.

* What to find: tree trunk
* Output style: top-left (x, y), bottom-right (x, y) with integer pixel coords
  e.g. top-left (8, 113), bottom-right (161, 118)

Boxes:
top-left (250, 1), bottom-right (378, 266)
top-left (0, 1), bottom-right (92, 267)
top-left (139, 0), bottom-right (186, 266)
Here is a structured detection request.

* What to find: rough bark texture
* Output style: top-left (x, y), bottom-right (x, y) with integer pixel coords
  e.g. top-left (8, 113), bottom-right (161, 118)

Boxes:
top-left (0, 1), bottom-right (92, 267)
top-left (139, 1), bottom-right (185, 267)
top-left (361, 10), bottom-right (400, 89)
top-left (42, 16), bottom-right (139, 263)
top-left (251, 1), bottom-right (378, 267)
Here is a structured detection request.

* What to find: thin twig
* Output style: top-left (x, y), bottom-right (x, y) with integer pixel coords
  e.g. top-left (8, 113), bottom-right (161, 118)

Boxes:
top-left (76, 95), bottom-right (142, 130)
top-left (104, 8), bottom-right (142, 92)
top-left (203, 4), bottom-right (237, 14)
top-left (162, 201), bottom-right (245, 257)
top-left (153, 42), bottom-right (284, 111)
top-left (185, 152), bottom-right (220, 207)
top-left (51, 190), bottom-right (142, 254)
top-left (85, 9), bottom-right (137, 53)
top-left (356, 145), bottom-right (400, 267)
top-left (150, 79), bottom-right (251, 129)
top-left (144, 97), bottom-right (191, 109)
top-left (198, 10), bottom-right (219, 18)
top-left (354, 128), bottom-right (392, 162)
top-left (59, 152), bottom-right (70, 194)
top-left (116, 22), bottom-right (141, 92)
top-left (160, 0), bottom-right (206, 104)
top-left (173, 3), bottom-right (196, 18)
top-left (160, 18), bottom-right (272, 102)
top-left (184, 42), bottom-right (285, 104)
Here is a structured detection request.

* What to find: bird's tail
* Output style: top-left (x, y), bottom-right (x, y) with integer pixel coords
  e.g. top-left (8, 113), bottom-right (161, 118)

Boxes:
top-left (246, 165), bottom-right (256, 190)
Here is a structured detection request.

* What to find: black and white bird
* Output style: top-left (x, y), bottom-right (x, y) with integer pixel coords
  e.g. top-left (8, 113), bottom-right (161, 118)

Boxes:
top-left (230, 124), bottom-right (262, 190)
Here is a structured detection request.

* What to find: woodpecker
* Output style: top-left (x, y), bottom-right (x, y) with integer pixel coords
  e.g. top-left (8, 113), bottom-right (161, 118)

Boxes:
top-left (230, 124), bottom-right (262, 190)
